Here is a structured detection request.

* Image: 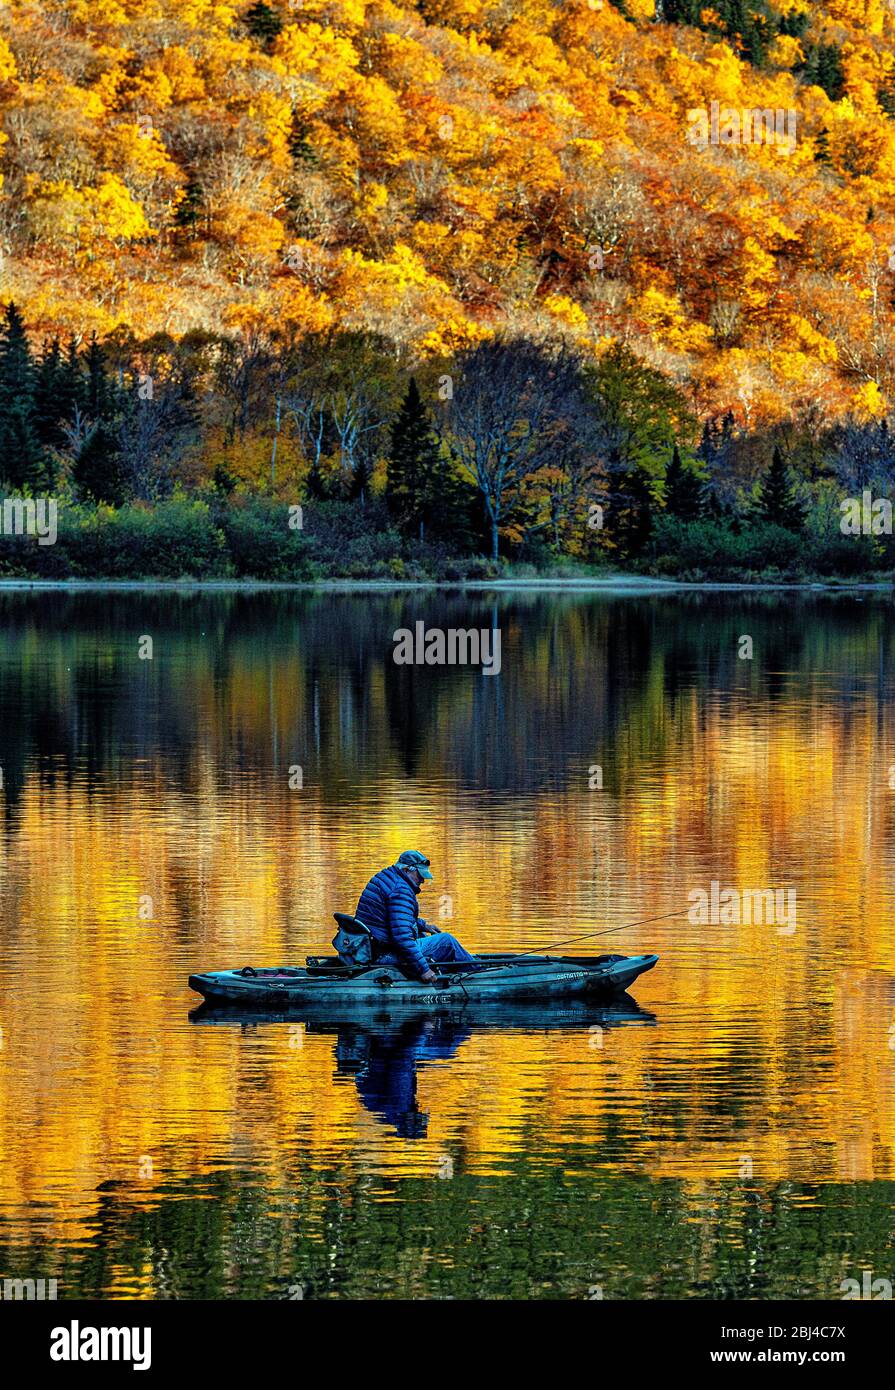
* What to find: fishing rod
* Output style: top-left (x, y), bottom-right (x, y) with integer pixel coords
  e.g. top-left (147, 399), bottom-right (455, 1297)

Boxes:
top-left (470, 906), bottom-right (690, 973)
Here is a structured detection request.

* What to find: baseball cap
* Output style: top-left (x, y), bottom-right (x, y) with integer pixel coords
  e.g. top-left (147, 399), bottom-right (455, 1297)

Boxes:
top-left (396, 850), bottom-right (433, 880)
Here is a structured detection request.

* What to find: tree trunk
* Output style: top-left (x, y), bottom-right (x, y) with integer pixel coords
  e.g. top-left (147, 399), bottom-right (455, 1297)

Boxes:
top-left (271, 394), bottom-right (281, 485)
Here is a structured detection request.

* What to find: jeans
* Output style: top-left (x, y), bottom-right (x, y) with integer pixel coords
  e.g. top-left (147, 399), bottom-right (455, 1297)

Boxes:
top-left (378, 932), bottom-right (478, 973)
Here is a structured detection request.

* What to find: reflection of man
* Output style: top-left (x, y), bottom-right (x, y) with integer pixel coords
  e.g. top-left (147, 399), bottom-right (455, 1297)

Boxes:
top-left (355, 850), bottom-right (477, 983)
top-left (353, 1018), bottom-right (471, 1139)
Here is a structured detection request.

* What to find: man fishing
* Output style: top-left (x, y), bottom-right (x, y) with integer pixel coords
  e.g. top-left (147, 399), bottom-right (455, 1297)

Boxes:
top-left (356, 850), bottom-right (478, 982)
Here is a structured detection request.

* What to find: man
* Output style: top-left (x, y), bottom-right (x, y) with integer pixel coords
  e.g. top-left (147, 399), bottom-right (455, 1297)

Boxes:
top-left (355, 850), bottom-right (478, 982)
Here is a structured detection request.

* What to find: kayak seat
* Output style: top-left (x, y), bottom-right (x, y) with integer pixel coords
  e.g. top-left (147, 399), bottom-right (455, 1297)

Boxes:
top-left (333, 913), bottom-right (372, 938)
top-left (332, 912), bottom-right (374, 967)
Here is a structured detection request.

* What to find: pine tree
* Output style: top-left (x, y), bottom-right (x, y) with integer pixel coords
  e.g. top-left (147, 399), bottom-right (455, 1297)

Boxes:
top-left (244, 1), bottom-right (282, 49)
top-left (0, 302), bottom-right (48, 489)
top-left (33, 338), bottom-right (81, 452)
top-left (305, 453), bottom-right (328, 500)
top-left (174, 177), bottom-right (204, 234)
top-left (33, 339), bottom-right (63, 450)
top-left (799, 44), bottom-right (845, 101)
top-left (84, 337), bottom-right (113, 421)
top-left (72, 422), bottom-right (127, 506)
top-left (348, 453), bottom-right (372, 504)
top-left (879, 79), bottom-right (895, 118)
top-left (777, 9), bottom-right (807, 39)
top-left (606, 461), bottom-right (654, 557)
top-left (660, 0), bottom-right (774, 67)
top-left (63, 337), bottom-right (126, 503)
top-left (814, 126), bottom-right (831, 165)
top-left (387, 378), bottom-right (442, 540)
top-left (288, 115), bottom-right (318, 166)
top-left (664, 444), bottom-right (705, 520)
top-left (754, 445), bottom-right (805, 531)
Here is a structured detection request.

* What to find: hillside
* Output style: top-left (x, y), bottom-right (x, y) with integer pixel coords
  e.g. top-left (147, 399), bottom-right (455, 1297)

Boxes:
top-left (2, 0), bottom-right (895, 427)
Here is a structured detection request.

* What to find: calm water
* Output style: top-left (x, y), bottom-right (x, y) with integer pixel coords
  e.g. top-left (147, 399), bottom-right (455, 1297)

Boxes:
top-left (1, 588), bottom-right (894, 1300)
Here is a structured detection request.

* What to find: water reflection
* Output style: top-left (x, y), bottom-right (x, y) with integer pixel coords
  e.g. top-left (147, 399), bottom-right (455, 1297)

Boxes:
top-left (1, 588), bottom-right (895, 1298)
top-left (190, 997), bottom-right (656, 1139)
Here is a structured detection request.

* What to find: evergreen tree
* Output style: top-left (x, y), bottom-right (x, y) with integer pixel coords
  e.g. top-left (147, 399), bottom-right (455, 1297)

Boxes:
top-left (879, 78), bottom-right (895, 118)
top-left (753, 445), bottom-right (805, 531)
top-left (776, 9), bottom-right (807, 38)
top-left (705, 489), bottom-right (733, 523)
top-left (0, 303), bottom-right (48, 489)
top-left (606, 461), bottom-right (654, 557)
top-left (305, 453), bottom-right (328, 500)
top-left (664, 444), bottom-right (706, 519)
top-left (174, 177), bottom-right (204, 234)
top-left (72, 422), bottom-right (127, 506)
top-left (799, 44), bottom-right (845, 101)
top-left (288, 115), bottom-right (318, 166)
top-left (814, 126), bottom-right (831, 165)
top-left (33, 339), bottom-right (63, 449)
top-left (244, 1), bottom-right (282, 49)
top-left (387, 377), bottom-right (442, 540)
top-left (63, 336), bottom-right (127, 503)
top-left (347, 452), bottom-right (372, 504)
top-left (660, 1), bottom-right (774, 67)
top-left (33, 338), bottom-right (81, 452)
top-left (84, 337), bottom-right (113, 420)
top-left (212, 459), bottom-right (237, 495)
top-left (0, 303), bottom-right (33, 402)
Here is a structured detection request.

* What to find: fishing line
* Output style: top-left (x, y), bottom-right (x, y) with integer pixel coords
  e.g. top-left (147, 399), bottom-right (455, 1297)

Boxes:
top-left (469, 907), bottom-right (690, 973)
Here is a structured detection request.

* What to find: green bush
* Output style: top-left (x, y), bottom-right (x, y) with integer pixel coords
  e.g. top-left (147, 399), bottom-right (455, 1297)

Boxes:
top-left (1, 493), bottom-right (883, 585)
top-left (69, 500), bottom-right (230, 578)
top-left (809, 530), bottom-right (879, 577)
top-left (649, 517), bottom-right (812, 579)
top-left (0, 499), bottom-right (231, 578)
top-left (438, 557), bottom-right (502, 581)
top-left (218, 498), bottom-right (315, 579)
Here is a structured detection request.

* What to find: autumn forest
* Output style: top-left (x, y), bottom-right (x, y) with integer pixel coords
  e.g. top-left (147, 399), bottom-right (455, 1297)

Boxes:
top-left (3, 0), bottom-right (895, 578)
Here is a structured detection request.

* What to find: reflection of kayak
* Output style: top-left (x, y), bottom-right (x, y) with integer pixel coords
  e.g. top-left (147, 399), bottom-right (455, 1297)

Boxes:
top-left (189, 991), bottom-right (657, 1031)
top-left (188, 951), bottom-right (659, 1009)
top-left (188, 992), bottom-right (656, 1140)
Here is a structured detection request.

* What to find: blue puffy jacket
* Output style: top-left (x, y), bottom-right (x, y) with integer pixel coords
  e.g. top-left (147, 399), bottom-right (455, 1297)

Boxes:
top-left (355, 865), bottom-right (432, 977)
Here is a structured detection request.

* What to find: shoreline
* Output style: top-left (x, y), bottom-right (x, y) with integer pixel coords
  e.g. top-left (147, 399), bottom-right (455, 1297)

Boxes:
top-left (0, 575), bottom-right (893, 594)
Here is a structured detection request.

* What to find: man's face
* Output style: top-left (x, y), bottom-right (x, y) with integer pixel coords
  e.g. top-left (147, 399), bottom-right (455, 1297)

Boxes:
top-left (406, 867), bottom-right (424, 889)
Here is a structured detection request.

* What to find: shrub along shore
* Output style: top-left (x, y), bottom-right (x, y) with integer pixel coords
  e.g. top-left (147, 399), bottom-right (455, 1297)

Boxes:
top-left (0, 494), bottom-right (891, 584)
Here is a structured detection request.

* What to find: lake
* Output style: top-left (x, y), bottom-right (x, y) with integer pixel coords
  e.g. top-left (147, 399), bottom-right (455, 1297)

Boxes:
top-left (1, 588), bottom-right (893, 1299)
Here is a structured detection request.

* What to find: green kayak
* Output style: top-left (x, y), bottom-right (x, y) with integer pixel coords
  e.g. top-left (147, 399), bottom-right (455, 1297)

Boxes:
top-left (188, 950), bottom-right (658, 1009)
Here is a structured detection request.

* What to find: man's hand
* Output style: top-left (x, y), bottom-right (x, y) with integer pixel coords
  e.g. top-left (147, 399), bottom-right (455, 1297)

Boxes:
top-left (421, 969), bottom-right (438, 983)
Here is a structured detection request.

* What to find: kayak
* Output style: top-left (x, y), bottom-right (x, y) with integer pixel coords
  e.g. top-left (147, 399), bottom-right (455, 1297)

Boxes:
top-left (188, 951), bottom-right (659, 1009)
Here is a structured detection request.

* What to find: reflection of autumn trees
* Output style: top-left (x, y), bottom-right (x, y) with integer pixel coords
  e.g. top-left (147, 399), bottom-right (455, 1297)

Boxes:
top-left (4, 590), bottom-right (893, 801)
top-left (2, 590), bottom-right (895, 1290)
top-left (2, 1168), bottom-right (894, 1299)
